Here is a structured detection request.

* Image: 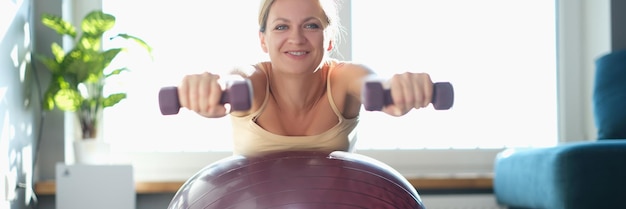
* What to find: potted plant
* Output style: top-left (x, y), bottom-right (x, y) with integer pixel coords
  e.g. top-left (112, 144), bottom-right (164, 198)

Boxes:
top-left (36, 10), bottom-right (152, 163)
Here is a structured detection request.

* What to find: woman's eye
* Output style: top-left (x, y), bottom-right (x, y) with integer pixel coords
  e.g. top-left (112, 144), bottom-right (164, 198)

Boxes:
top-left (304, 23), bottom-right (321, 29)
top-left (274, 25), bottom-right (288, 30)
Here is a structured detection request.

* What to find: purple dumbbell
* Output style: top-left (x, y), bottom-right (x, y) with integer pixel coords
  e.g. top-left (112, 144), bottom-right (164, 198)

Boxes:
top-left (363, 81), bottom-right (454, 111)
top-left (158, 80), bottom-right (253, 115)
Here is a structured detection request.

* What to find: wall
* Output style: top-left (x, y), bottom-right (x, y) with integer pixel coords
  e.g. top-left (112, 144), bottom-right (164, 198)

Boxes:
top-left (556, 0), bottom-right (609, 142)
top-left (1, 0), bottom-right (67, 208)
top-left (32, 0), bottom-right (65, 183)
top-left (1, 0), bottom-right (38, 208)
top-left (612, 0), bottom-right (626, 51)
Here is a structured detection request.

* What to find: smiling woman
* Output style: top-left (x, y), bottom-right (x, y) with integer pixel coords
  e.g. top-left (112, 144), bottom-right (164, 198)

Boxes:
top-left (99, 0), bottom-right (559, 181)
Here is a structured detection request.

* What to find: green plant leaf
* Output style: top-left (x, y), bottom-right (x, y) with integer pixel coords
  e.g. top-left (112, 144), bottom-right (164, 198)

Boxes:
top-left (61, 49), bottom-right (88, 83)
top-left (77, 34), bottom-right (102, 51)
top-left (42, 74), bottom-right (75, 111)
top-left (103, 93), bottom-right (126, 108)
top-left (84, 72), bottom-right (104, 84)
top-left (61, 48), bottom-right (105, 84)
top-left (83, 52), bottom-right (108, 83)
top-left (34, 54), bottom-right (61, 74)
top-left (42, 80), bottom-right (61, 111)
top-left (114, 34), bottom-right (153, 57)
top-left (55, 74), bottom-right (71, 89)
top-left (37, 9), bottom-right (153, 114)
top-left (54, 88), bottom-right (82, 111)
top-left (50, 42), bottom-right (65, 63)
top-left (43, 93), bottom-right (55, 110)
top-left (41, 13), bottom-right (77, 39)
top-left (106, 67), bottom-right (129, 78)
top-left (81, 11), bottom-right (115, 38)
top-left (100, 48), bottom-right (122, 70)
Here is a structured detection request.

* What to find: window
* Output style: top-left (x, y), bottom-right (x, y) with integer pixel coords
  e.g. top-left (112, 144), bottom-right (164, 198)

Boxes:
top-left (101, 0), bottom-right (558, 180)
top-left (102, 1), bottom-right (267, 152)
top-left (351, 1), bottom-right (557, 149)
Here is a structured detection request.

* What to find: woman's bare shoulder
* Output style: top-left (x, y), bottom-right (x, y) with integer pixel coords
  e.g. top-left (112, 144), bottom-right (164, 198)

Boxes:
top-left (230, 62), bottom-right (269, 78)
top-left (329, 60), bottom-right (375, 84)
top-left (331, 60), bottom-right (373, 74)
top-left (229, 62), bottom-right (269, 116)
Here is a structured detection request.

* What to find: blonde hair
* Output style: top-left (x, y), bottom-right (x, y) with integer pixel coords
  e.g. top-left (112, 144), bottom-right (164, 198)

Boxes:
top-left (258, 0), bottom-right (344, 55)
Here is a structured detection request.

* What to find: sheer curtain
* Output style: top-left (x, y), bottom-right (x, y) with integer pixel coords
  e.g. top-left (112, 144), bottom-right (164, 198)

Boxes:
top-left (102, 0), bottom-right (557, 153)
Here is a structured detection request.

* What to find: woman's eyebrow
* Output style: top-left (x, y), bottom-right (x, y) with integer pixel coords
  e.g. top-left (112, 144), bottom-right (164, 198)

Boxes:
top-left (271, 16), bottom-right (322, 24)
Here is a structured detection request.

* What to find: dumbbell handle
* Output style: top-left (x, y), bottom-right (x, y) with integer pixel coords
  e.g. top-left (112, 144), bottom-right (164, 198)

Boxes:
top-left (363, 81), bottom-right (454, 111)
top-left (158, 80), bottom-right (252, 115)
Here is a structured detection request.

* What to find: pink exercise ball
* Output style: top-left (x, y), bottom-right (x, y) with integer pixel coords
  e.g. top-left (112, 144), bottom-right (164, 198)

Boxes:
top-left (167, 151), bottom-right (425, 209)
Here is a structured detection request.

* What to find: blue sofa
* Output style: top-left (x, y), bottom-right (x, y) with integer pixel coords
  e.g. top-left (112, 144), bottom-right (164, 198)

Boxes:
top-left (493, 50), bottom-right (626, 209)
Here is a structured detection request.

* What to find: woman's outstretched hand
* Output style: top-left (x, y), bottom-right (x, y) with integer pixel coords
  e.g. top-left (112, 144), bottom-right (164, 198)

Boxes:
top-left (178, 72), bottom-right (228, 118)
top-left (383, 72), bottom-right (434, 116)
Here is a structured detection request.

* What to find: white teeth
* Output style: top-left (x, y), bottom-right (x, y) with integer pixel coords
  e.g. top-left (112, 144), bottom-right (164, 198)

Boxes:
top-left (288, 51), bottom-right (306, 56)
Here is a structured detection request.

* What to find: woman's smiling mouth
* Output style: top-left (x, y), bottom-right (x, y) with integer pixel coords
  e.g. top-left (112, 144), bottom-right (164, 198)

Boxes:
top-left (287, 51), bottom-right (308, 56)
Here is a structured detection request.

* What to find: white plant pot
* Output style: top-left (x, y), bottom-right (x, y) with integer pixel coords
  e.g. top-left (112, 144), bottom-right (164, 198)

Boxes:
top-left (73, 139), bottom-right (111, 165)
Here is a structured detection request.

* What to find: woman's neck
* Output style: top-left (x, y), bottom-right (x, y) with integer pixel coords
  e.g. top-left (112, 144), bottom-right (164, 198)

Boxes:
top-left (268, 64), bottom-right (328, 112)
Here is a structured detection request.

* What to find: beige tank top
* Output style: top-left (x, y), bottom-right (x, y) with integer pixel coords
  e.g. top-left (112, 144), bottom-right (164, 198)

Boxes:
top-left (230, 61), bottom-right (359, 156)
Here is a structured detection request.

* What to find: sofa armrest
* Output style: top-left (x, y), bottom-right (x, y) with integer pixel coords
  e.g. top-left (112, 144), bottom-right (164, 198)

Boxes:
top-left (494, 140), bottom-right (626, 209)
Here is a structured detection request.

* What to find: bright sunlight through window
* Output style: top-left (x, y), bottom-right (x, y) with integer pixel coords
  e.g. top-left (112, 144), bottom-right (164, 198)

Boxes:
top-left (103, 0), bottom-right (557, 153)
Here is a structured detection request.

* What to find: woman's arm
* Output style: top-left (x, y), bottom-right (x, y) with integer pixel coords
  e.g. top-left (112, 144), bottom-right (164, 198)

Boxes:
top-left (338, 62), bottom-right (434, 117)
top-left (228, 64), bottom-right (268, 117)
top-left (176, 63), bottom-right (267, 118)
top-left (331, 62), bottom-right (375, 118)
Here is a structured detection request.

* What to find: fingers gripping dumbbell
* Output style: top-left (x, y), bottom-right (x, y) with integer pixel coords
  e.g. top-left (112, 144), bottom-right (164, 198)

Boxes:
top-left (362, 81), bottom-right (454, 111)
top-left (158, 80), bottom-right (253, 115)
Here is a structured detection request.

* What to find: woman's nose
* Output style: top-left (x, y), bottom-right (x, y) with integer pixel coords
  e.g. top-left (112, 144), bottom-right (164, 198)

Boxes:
top-left (287, 28), bottom-right (306, 44)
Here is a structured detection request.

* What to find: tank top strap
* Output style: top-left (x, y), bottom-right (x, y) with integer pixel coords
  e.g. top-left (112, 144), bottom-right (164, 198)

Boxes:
top-left (325, 60), bottom-right (346, 120)
top-left (251, 62), bottom-right (271, 121)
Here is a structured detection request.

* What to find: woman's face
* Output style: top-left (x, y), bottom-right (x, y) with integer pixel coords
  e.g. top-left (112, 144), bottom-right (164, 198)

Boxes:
top-left (260, 0), bottom-right (332, 74)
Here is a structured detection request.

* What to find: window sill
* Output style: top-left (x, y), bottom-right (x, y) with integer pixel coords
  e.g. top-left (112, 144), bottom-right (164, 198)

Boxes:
top-left (34, 176), bottom-right (493, 195)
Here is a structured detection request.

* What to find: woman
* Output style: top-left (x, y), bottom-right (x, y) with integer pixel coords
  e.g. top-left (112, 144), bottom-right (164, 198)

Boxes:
top-left (177, 0), bottom-right (434, 156)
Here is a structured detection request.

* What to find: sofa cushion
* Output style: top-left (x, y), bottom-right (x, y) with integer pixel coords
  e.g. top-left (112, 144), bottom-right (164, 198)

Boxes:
top-left (494, 140), bottom-right (626, 209)
top-left (594, 50), bottom-right (626, 139)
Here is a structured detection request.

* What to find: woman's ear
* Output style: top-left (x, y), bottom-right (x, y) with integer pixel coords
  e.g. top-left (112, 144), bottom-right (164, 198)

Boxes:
top-left (259, 32), bottom-right (268, 53)
top-left (326, 40), bottom-right (334, 52)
